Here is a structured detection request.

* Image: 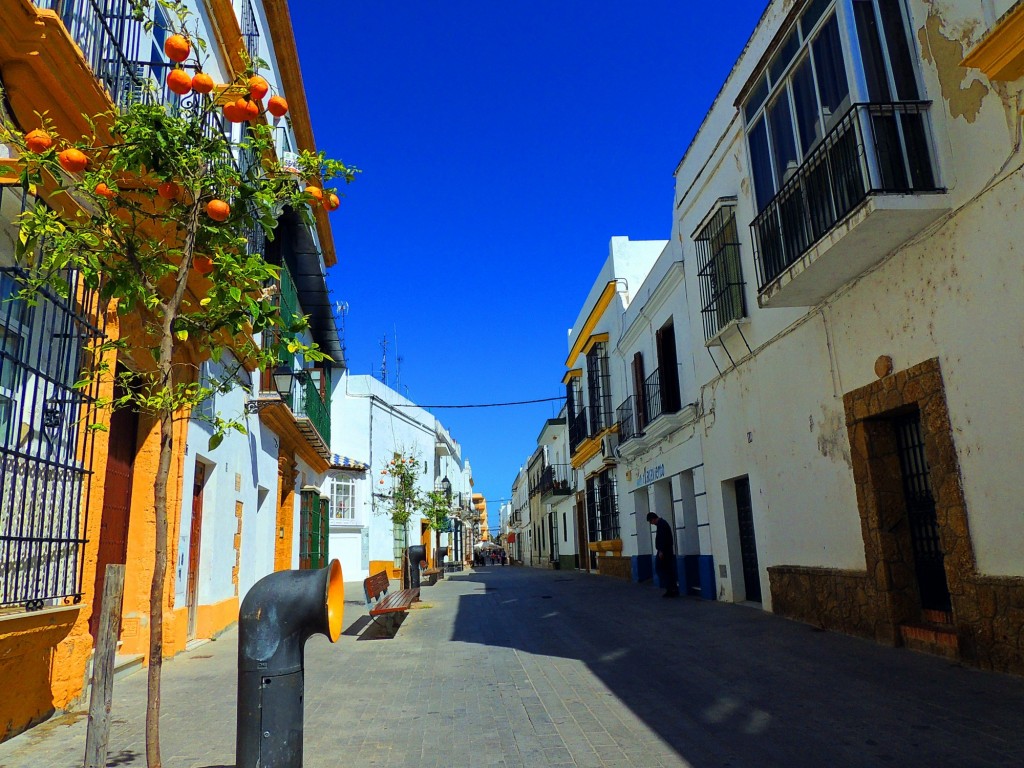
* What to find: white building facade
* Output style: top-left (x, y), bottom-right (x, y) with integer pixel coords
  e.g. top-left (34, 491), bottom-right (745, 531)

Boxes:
top-left (330, 373), bottom-right (473, 582)
top-left (668, 0), bottom-right (1024, 672)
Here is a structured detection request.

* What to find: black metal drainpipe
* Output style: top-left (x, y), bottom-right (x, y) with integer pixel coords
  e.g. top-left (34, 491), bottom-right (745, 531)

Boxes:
top-left (237, 559), bottom-right (344, 768)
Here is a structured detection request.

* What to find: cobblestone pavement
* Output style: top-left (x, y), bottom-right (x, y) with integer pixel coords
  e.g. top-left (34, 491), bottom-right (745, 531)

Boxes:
top-left (2, 567), bottom-right (1024, 768)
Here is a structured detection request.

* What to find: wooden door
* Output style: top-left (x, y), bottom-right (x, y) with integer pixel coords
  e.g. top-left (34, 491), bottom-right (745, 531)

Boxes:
top-left (89, 391), bottom-right (138, 639)
top-left (186, 462), bottom-right (206, 640)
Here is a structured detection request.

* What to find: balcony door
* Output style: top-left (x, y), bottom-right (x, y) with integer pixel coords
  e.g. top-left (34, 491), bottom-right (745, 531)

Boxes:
top-left (655, 322), bottom-right (681, 415)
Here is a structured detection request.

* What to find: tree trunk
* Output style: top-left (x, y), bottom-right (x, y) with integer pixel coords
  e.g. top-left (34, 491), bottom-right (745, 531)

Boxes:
top-left (145, 355), bottom-right (173, 768)
top-left (146, 199), bottom-right (201, 768)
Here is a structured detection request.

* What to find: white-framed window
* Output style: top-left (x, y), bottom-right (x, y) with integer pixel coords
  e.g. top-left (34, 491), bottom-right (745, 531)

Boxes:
top-left (743, 0), bottom-right (931, 213)
top-left (330, 475), bottom-right (357, 523)
top-left (0, 267), bottom-right (27, 444)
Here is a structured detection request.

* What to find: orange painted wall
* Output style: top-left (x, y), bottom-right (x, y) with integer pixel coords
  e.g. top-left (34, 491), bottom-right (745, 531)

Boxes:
top-left (369, 560), bottom-right (401, 581)
top-left (0, 608), bottom-right (82, 741)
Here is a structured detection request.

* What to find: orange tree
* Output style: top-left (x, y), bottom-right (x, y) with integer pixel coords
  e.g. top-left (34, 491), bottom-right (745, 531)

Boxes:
top-left (422, 490), bottom-right (451, 563)
top-left (0, 7), bottom-right (355, 765)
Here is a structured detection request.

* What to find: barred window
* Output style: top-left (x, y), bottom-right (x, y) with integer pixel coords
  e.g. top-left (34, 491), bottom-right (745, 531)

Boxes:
top-left (696, 202), bottom-right (747, 340)
top-left (585, 469), bottom-right (620, 542)
top-left (586, 342), bottom-right (613, 433)
top-left (330, 475), bottom-right (357, 522)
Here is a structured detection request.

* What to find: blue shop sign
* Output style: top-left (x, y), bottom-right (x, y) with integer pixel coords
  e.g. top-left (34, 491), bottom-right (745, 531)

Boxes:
top-left (635, 464), bottom-right (666, 488)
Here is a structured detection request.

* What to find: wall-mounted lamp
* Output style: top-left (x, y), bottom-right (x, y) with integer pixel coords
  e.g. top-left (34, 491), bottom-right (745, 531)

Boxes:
top-left (245, 365), bottom-right (296, 414)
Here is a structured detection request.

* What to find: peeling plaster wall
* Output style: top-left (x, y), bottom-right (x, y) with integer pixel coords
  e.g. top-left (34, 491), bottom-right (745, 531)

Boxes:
top-left (669, 0), bottom-right (1024, 606)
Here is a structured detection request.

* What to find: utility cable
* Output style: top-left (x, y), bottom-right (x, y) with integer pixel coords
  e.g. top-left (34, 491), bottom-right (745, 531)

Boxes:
top-left (392, 396), bottom-right (565, 409)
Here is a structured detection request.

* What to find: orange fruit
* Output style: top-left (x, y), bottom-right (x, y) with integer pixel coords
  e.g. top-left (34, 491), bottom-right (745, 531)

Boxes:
top-left (58, 147), bottom-right (88, 174)
top-left (267, 95), bottom-right (288, 117)
top-left (248, 76), bottom-right (269, 100)
top-left (157, 181), bottom-right (180, 200)
top-left (94, 182), bottom-right (116, 200)
top-left (305, 186), bottom-right (323, 202)
top-left (324, 192), bottom-right (340, 211)
top-left (167, 69), bottom-right (192, 96)
top-left (164, 34), bottom-right (191, 63)
top-left (234, 98), bottom-right (259, 121)
top-left (191, 72), bottom-right (215, 94)
top-left (193, 255), bottom-right (214, 275)
top-left (205, 199), bottom-right (231, 222)
top-left (25, 129), bottom-right (53, 153)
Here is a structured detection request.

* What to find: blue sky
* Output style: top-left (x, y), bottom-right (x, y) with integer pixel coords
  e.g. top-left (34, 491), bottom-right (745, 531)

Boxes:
top-left (292, 1), bottom-right (768, 527)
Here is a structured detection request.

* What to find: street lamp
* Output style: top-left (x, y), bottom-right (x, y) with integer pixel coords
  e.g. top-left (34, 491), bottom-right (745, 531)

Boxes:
top-left (440, 475), bottom-right (452, 501)
top-left (245, 364), bottom-right (297, 413)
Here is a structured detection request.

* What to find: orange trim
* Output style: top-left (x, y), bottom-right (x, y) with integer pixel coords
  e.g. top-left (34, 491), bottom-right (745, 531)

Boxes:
top-left (962, 4), bottom-right (1024, 82)
top-left (261, 0), bottom-right (337, 268)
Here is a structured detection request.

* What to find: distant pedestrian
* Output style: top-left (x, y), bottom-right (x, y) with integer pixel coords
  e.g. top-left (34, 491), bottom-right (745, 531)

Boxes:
top-left (647, 512), bottom-right (679, 598)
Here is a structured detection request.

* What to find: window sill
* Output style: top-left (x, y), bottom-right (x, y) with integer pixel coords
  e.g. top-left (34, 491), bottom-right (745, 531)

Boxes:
top-left (705, 317), bottom-right (749, 348)
top-left (0, 601), bottom-right (84, 626)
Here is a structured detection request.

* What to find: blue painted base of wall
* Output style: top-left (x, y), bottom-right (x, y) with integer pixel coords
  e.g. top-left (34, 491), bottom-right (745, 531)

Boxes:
top-left (632, 555), bottom-right (653, 583)
top-left (634, 554), bottom-right (714, 599)
top-left (698, 555), bottom-right (716, 600)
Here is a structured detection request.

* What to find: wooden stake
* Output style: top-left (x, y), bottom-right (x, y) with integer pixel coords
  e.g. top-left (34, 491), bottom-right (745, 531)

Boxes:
top-left (84, 563), bottom-right (126, 768)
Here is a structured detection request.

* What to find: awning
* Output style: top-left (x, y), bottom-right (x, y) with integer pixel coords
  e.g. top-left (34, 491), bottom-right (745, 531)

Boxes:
top-left (330, 455), bottom-right (368, 472)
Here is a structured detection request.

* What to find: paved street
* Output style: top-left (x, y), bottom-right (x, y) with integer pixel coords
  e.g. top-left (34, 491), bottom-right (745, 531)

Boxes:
top-left (1, 566), bottom-right (1023, 768)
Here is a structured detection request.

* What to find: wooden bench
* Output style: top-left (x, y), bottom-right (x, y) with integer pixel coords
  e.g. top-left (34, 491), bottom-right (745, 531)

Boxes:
top-left (363, 570), bottom-right (419, 637)
top-left (421, 566), bottom-right (442, 586)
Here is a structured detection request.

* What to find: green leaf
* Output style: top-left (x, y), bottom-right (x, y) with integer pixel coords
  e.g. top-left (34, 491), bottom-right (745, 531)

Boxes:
top-left (208, 432), bottom-right (224, 451)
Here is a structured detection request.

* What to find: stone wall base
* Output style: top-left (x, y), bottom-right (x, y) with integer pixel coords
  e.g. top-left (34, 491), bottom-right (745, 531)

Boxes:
top-left (769, 565), bottom-right (1024, 676)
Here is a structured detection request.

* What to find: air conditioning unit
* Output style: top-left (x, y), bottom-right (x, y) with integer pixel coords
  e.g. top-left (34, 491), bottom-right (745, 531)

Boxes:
top-left (600, 435), bottom-right (619, 463)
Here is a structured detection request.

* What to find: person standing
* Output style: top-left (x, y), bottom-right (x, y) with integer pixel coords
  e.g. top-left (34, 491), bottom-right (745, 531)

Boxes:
top-left (647, 512), bottom-right (679, 597)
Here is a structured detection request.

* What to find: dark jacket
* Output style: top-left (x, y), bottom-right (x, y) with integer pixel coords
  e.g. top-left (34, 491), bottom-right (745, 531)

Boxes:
top-left (654, 518), bottom-right (674, 556)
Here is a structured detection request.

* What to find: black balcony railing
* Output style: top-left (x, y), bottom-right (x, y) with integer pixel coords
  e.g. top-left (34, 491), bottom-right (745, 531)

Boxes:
top-left (240, 0), bottom-right (261, 61)
top-left (538, 464), bottom-right (572, 499)
top-left (751, 101), bottom-right (939, 291)
top-left (568, 407), bottom-right (589, 454)
top-left (39, 0), bottom-right (234, 140)
top-left (616, 396), bottom-right (638, 444)
top-left (41, 0), bottom-right (148, 108)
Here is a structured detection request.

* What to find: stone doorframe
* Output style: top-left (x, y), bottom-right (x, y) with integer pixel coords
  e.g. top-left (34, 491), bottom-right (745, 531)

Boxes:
top-left (844, 357), bottom-right (975, 641)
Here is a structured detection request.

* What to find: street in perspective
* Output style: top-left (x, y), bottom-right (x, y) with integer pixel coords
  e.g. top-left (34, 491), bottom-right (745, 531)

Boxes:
top-left (2, 0), bottom-right (1024, 767)
top-left (2, 567), bottom-right (1023, 768)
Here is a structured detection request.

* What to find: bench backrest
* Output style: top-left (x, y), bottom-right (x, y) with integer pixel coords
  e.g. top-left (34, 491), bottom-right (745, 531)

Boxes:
top-left (364, 570), bottom-right (390, 603)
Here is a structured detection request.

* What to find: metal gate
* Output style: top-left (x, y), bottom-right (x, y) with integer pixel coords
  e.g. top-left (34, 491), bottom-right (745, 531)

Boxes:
top-left (735, 477), bottom-right (762, 603)
top-left (894, 413), bottom-right (951, 612)
top-left (0, 225), bottom-right (104, 610)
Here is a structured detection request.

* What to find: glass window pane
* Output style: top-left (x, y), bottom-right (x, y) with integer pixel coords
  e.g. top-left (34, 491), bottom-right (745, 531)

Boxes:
top-left (748, 117), bottom-right (776, 211)
top-left (768, 90), bottom-right (799, 187)
top-left (879, 0), bottom-right (919, 99)
top-left (769, 31), bottom-right (799, 84)
top-left (800, 0), bottom-right (832, 37)
top-left (744, 75), bottom-right (769, 123)
top-left (791, 56), bottom-right (821, 154)
top-left (854, 0), bottom-right (891, 101)
top-left (812, 14), bottom-right (851, 118)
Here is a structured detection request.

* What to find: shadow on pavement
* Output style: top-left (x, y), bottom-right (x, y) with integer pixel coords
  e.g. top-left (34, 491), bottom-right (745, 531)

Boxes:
top-left (447, 566), bottom-right (1024, 768)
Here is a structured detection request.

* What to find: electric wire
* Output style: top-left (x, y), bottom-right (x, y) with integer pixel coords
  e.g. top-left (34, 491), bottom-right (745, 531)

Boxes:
top-left (392, 396), bottom-right (565, 409)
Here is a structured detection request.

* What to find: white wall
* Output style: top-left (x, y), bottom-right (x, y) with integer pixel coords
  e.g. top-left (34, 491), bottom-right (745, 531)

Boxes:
top-left (667, 0), bottom-right (1024, 611)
